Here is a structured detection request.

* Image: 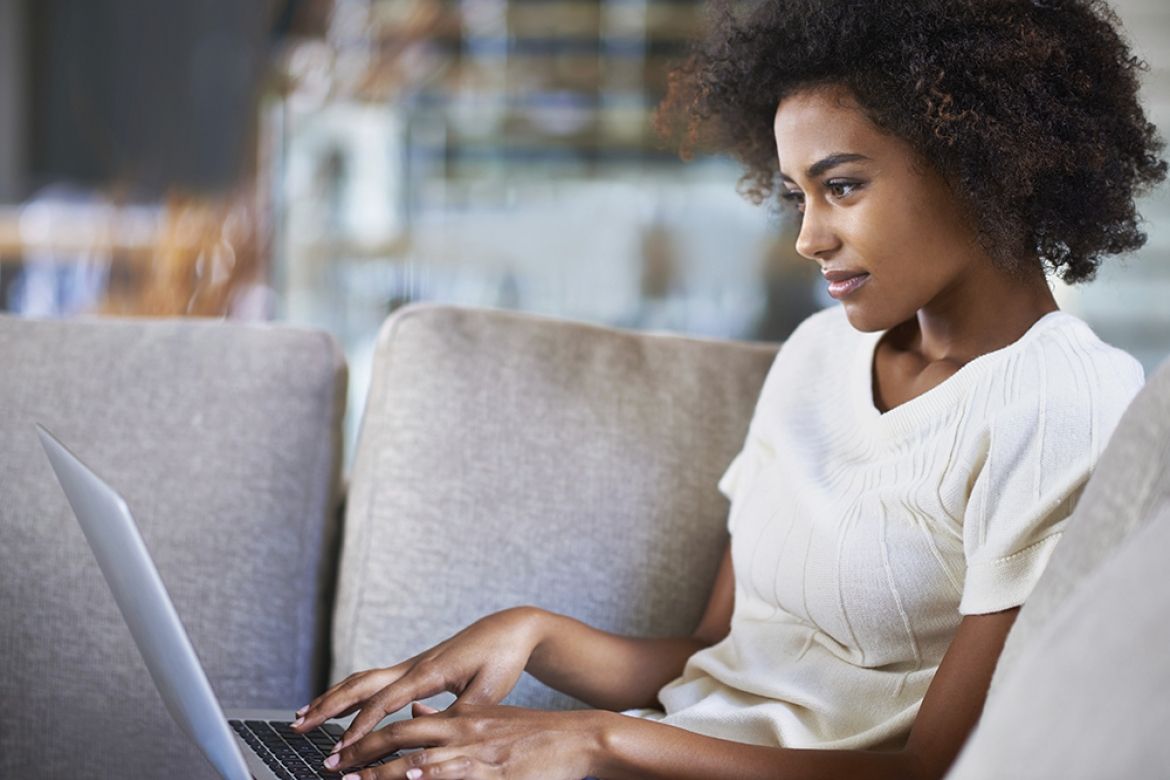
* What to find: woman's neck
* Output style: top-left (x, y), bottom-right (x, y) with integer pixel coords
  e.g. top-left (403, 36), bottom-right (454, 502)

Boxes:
top-left (870, 261), bottom-right (1060, 415)
top-left (898, 262), bottom-right (1060, 369)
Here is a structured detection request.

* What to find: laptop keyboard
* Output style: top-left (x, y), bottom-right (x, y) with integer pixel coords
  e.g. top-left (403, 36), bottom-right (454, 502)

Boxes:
top-left (229, 719), bottom-right (397, 779)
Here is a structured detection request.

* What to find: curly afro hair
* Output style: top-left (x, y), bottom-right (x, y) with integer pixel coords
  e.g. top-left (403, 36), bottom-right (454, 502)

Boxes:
top-left (656, 0), bottom-right (1168, 284)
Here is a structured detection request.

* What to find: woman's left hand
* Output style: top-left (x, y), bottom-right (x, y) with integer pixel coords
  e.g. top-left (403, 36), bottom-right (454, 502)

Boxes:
top-left (321, 702), bottom-right (605, 780)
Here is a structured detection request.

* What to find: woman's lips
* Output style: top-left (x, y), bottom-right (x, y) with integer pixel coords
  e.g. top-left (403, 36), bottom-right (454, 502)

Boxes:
top-left (826, 272), bottom-right (870, 299)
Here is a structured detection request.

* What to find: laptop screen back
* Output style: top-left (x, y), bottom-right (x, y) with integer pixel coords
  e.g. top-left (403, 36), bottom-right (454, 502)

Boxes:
top-left (37, 424), bottom-right (251, 780)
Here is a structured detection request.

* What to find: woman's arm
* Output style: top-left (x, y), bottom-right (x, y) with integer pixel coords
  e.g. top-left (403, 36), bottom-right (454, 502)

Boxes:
top-left (297, 545), bottom-right (736, 747)
top-left (593, 606), bottom-right (1020, 779)
top-left (327, 606), bottom-right (1018, 780)
top-left (526, 545), bottom-right (736, 711)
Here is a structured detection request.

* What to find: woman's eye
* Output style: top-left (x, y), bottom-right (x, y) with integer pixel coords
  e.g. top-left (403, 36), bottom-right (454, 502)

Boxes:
top-left (780, 191), bottom-right (806, 211)
top-left (826, 180), bottom-right (861, 198)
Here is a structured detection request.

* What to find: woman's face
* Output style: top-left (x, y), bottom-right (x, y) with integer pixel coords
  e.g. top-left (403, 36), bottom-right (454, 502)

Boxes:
top-left (773, 85), bottom-right (988, 333)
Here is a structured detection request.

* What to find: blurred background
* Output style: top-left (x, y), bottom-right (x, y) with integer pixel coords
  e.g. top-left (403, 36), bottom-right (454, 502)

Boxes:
top-left (1, 0), bottom-right (1167, 459)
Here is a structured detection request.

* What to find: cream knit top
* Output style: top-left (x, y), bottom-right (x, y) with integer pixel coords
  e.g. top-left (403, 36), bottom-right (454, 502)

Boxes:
top-left (634, 305), bottom-right (1145, 750)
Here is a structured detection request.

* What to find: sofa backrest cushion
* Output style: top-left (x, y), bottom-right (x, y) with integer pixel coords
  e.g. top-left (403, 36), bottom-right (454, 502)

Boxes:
top-left (0, 315), bottom-right (346, 780)
top-left (332, 304), bottom-right (778, 710)
top-left (946, 355), bottom-right (1170, 778)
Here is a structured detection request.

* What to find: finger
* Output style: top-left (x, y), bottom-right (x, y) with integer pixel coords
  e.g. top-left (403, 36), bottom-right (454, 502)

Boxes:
top-left (339, 663), bottom-right (449, 748)
top-left (456, 671), bottom-right (506, 706)
top-left (296, 670), bottom-right (363, 720)
top-left (411, 702), bottom-right (440, 717)
top-left (296, 667), bottom-right (400, 732)
top-left (403, 754), bottom-right (499, 779)
top-left (298, 675), bottom-right (378, 730)
top-left (325, 716), bottom-right (452, 772)
top-left (382, 748), bottom-right (500, 780)
top-left (292, 671), bottom-right (364, 729)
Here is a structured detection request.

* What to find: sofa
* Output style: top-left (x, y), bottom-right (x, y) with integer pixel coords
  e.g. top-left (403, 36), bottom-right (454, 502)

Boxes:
top-left (1, 303), bottom-right (1167, 779)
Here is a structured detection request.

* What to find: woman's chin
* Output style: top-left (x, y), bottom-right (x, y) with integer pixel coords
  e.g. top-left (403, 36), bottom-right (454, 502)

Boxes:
top-left (839, 294), bottom-right (917, 335)
top-left (839, 304), bottom-right (886, 334)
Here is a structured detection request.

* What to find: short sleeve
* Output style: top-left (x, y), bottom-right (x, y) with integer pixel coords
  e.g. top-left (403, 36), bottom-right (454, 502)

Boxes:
top-left (959, 354), bottom-right (1142, 615)
top-left (716, 449), bottom-right (745, 502)
top-left (716, 427), bottom-right (775, 537)
top-left (717, 342), bottom-right (789, 504)
top-left (717, 428), bottom-right (767, 502)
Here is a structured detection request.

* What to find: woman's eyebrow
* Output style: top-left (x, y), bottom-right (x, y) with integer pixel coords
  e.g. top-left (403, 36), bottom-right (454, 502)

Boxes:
top-left (779, 152), bottom-right (872, 182)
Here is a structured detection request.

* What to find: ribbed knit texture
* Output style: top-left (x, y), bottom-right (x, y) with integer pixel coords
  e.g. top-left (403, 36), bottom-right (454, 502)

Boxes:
top-left (633, 305), bottom-right (1144, 751)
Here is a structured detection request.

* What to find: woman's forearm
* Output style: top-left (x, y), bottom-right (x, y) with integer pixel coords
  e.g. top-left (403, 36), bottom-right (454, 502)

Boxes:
top-left (523, 608), bottom-right (709, 712)
top-left (587, 711), bottom-right (929, 780)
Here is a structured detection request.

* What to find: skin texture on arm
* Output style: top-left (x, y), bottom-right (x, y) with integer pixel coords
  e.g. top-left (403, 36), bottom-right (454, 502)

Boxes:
top-left (292, 548), bottom-right (736, 749)
top-left (592, 607), bottom-right (1019, 780)
top-left (322, 613), bottom-right (1018, 780)
top-left (526, 545), bottom-right (735, 711)
top-left (321, 555), bottom-right (1018, 780)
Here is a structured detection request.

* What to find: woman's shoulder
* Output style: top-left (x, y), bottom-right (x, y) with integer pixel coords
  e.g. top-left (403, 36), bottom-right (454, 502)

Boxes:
top-left (1019, 310), bottom-right (1143, 390)
top-left (987, 310), bottom-right (1145, 425)
top-left (749, 306), bottom-right (863, 421)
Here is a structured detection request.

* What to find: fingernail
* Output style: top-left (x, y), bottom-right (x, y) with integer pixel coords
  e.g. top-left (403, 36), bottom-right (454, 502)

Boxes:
top-left (407, 769), bottom-right (423, 780)
top-left (290, 717), bottom-right (304, 728)
top-left (296, 705), bottom-right (309, 716)
top-left (323, 754), bottom-right (339, 770)
top-left (342, 775), bottom-right (360, 780)
top-left (331, 739), bottom-right (344, 754)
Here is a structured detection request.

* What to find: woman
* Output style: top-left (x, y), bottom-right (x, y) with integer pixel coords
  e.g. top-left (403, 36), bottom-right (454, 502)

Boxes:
top-left (293, 0), bottom-right (1165, 777)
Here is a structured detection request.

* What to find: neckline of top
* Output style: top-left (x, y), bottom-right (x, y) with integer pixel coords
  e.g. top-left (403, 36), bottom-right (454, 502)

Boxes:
top-left (852, 309), bottom-right (1072, 437)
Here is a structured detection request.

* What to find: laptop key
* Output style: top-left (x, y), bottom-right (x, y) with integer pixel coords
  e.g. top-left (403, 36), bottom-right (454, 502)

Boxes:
top-left (309, 741), bottom-right (335, 755)
top-left (266, 762), bottom-right (293, 777)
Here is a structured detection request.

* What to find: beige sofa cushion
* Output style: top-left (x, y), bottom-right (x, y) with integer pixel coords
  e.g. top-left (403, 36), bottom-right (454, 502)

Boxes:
top-left (0, 315), bottom-right (346, 780)
top-left (331, 304), bottom-right (778, 710)
top-left (947, 356), bottom-right (1170, 778)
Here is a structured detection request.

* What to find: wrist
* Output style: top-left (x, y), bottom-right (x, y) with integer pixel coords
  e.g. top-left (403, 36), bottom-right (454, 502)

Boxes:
top-left (572, 709), bottom-right (625, 778)
top-left (498, 608), bottom-right (556, 654)
top-left (521, 606), bottom-right (561, 663)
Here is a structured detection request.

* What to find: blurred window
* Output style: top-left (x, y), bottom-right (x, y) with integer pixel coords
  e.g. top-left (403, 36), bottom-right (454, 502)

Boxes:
top-left (0, 0), bottom-right (1166, 462)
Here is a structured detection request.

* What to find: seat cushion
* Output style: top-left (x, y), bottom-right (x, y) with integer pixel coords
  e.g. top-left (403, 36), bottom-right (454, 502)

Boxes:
top-left (947, 355), bottom-right (1170, 778)
top-left (0, 315), bottom-right (346, 780)
top-left (332, 303), bottom-right (778, 710)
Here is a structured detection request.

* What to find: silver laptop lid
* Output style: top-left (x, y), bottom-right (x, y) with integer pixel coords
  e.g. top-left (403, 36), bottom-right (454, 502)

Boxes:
top-left (37, 424), bottom-right (252, 780)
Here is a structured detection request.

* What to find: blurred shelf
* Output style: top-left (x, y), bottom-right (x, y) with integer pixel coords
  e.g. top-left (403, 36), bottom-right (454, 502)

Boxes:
top-left (0, 205), bottom-right (192, 257)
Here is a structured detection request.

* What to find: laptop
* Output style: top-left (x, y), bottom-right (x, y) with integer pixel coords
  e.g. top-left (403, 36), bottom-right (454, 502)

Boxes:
top-left (36, 424), bottom-right (408, 780)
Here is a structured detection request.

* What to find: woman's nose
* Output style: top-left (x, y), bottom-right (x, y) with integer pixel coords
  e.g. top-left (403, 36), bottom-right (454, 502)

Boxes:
top-left (794, 203), bottom-right (840, 260)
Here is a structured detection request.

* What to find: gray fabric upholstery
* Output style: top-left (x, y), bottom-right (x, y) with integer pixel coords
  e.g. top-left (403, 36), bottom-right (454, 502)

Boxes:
top-left (0, 315), bottom-right (346, 780)
top-left (7, 299), bottom-right (1165, 778)
top-left (946, 502), bottom-right (1170, 777)
top-left (946, 356), bottom-right (1170, 779)
top-left (331, 303), bottom-right (778, 710)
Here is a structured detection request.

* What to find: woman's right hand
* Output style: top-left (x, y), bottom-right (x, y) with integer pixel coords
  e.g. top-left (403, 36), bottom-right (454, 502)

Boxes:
top-left (291, 606), bottom-right (548, 750)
